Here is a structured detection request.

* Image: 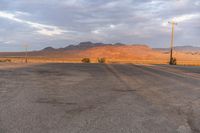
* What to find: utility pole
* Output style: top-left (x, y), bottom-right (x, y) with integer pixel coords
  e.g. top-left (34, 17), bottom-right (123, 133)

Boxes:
top-left (23, 44), bottom-right (29, 63)
top-left (168, 21), bottom-right (177, 65)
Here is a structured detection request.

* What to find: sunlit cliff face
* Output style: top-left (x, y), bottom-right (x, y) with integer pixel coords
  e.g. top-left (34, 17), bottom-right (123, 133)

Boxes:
top-left (0, 0), bottom-right (199, 51)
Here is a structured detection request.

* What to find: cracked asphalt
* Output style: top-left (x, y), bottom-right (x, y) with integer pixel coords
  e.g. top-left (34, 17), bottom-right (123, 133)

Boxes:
top-left (0, 63), bottom-right (200, 133)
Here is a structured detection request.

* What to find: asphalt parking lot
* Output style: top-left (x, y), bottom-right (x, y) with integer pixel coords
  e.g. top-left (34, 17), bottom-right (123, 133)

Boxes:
top-left (0, 63), bottom-right (200, 133)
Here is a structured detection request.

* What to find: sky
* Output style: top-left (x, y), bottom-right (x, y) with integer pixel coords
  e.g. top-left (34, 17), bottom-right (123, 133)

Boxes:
top-left (0, 0), bottom-right (199, 51)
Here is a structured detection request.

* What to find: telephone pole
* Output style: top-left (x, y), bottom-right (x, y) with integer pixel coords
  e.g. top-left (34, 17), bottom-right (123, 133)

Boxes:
top-left (23, 44), bottom-right (29, 63)
top-left (168, 21), bottom-right (177, 65)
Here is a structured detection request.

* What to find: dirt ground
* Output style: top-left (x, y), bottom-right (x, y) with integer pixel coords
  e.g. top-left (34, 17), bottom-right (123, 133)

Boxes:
top-left (0, 63), bottom-right (200, 133)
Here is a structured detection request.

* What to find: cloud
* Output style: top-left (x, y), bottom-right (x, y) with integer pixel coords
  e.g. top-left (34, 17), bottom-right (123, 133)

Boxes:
top-left (4, 40), bottom-right (16, 44)
top-left (0, 0), bottom-right (199, 51)
top-left (0, 11), bottom-right (69, 36)
top-left (162, 13), bottom-right (200, 26)
top-left (173, 13), bottom-right (200, 22)
top-left (195, 1), bottom-right (200, 6)
top-left (92, 24), bottom-right (117, 34)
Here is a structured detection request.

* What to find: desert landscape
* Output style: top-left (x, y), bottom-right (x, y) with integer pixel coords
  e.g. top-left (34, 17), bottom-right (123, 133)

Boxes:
top-left (1, 0), bottom-right (200, 133)
top-left (1, 42), bottom-right (200, 65)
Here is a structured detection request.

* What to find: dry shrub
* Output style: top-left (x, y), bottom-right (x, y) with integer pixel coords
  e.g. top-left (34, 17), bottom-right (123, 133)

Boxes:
top-left (81, 58), bottom-right (90, 63)
top-left (98, 58), bottom-right (106, 63)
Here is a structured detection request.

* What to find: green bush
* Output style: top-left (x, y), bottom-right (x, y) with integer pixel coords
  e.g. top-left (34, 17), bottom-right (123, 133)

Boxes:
top-left (97, 58), bottom-right (106, 63)
top-left (81, 58), bottom-right (90, 63)
top-left (169, 57), bottom-right (177, 65)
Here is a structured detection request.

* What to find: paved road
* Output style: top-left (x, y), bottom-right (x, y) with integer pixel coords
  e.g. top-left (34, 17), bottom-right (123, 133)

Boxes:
top-left (0, 63), bottom-right (200, 133)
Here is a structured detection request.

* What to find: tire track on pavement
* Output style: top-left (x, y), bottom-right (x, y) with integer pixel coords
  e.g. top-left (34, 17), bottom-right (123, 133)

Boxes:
top-left (104, 64), bottom-right (138, 92)
top-left (144, 65), bottom-right (200, 81)
top-left (154, 65), bottom-right (200, 80)
top-left (130, 64), bottom-right (200, 133)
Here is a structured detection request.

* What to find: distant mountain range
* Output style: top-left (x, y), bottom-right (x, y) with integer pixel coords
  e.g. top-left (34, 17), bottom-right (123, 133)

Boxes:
top-left (155, 46), bottom-right (200, 52)
top-left (42, 42), bottom-right (126, 52)
top-left (0, 42), bottom-right (200, 62)
top-left (41, 41), bottom-right (151, 52)
top-left (42, 42), bottom-right (200, 53)
top-left (0, 42), bottom-right (150, 58)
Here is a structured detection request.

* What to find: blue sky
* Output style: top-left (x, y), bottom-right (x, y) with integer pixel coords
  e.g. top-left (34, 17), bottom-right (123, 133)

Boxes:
top-left (0, 0), bottom-right (199, 51)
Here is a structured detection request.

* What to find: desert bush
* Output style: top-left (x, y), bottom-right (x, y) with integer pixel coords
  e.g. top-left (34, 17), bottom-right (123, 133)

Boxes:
top-left (0, 59), bottom-right (11, 62)
top-left (81, 58), bottom-right (90, 63)
top-left (98, 58), bottom-right (106, 63)
top-left (169, 57), bottom-right (177, 65)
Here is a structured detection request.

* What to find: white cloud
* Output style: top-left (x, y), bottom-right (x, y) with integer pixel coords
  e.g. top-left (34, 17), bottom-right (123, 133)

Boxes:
top-left (195, 1), bottom-right (200, 6)
top-left (92, 24), bottom-right (117, 34)
top-left (15, 11), bottom-right (30, 16)
top-left (4, 40), bottom-right (16, 44)
top-left (173, 13), bottom-right (200, 22)
top-left (0, 11), bottom-right (69, 36)
top-left (162, 13), bottom-right (200, 26)
top-left (62, 0), bottom-right (85, 7)
top-left (102, 1), bottom-right (119, 8)
top-left (92, 30), bottom-right (100, 34)
top-left (109, 24), bottom-right (116, 29)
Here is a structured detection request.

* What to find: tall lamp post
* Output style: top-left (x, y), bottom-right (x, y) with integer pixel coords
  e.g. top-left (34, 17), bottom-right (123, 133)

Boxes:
top-left (168, 21), bottom-right (177, 65)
